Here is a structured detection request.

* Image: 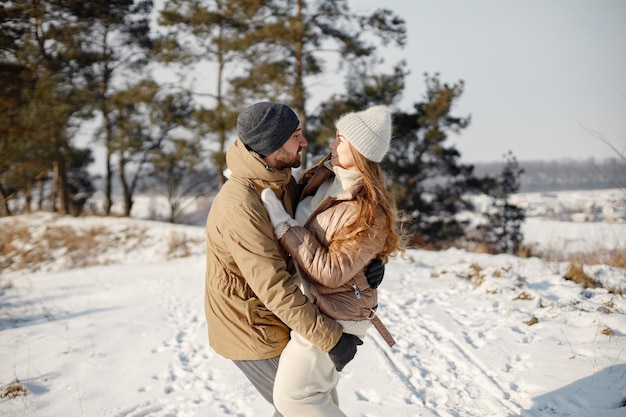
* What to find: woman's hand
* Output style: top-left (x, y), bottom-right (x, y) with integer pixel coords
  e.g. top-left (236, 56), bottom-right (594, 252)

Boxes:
top-left (261, 188), bottom-right (298, 238)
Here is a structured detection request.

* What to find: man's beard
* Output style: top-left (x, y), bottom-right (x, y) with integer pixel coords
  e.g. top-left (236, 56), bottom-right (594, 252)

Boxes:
top-left (272, 148), bottom-right (302, 170)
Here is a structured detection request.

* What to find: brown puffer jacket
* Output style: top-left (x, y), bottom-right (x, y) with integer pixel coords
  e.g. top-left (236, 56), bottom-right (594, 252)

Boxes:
top-left (204, 140), bottom-right (342, 361)
top-left (280, 158), bottom-right (387, 321)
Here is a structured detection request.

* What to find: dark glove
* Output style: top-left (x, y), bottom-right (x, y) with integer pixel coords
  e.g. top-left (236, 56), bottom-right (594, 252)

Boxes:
top-left (329, 333), bottom-right (363, 372)
top-left (365, 258), bottom-right (385, 289)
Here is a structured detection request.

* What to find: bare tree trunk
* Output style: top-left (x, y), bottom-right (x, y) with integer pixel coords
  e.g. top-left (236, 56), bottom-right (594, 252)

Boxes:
top-left (102, 105), bottom-right (114, 215)
top-left (99, 35), bottom-right (114, 216)
top-left (294, 0), bottom-right (308, 167)
top-left (53, 157), bottom-right (69, 215)
top-left (51, 161), bottom-right (58, 212)
top-left (118, 153), bottom-right (132, 216)
top-left (215, 7), bottom-right (227, 188)
top-left (24, 187), bottom-right (32, 213)
top-left (0, 184), bottom-right (11, 216)
top-left (37, 180), bottom-right (44, 210)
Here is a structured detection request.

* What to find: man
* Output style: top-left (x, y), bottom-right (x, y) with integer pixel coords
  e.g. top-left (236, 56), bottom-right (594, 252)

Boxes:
top-left (204, 102), bottom-right (365, 415)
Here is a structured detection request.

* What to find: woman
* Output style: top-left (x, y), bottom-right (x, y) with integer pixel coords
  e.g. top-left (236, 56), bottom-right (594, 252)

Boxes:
top-left (261, 105), bottom-right (404, 417)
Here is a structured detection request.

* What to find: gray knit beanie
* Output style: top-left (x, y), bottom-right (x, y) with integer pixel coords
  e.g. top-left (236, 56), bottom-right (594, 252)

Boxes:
top-left (237, 102), bottom-right (300, 157)
top-left (335, 106), bottom-right (392, 162)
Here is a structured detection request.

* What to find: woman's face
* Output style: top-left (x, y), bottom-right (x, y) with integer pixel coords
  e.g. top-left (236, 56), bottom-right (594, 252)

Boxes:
top-left (330, 130), bottom-right (357, 170)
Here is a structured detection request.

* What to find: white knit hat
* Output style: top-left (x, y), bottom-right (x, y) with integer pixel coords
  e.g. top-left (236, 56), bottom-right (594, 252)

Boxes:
top-left (335, 106), bottom-right (391, 162)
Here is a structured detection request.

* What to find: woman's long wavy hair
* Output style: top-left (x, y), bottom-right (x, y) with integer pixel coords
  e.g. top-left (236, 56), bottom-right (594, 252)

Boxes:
top-left (306, 142), bottom-right (405, 263)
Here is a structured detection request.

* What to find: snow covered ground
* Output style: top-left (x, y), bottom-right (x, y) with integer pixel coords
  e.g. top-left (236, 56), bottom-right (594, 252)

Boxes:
top-left (0, 189), bottom-right (624, 417)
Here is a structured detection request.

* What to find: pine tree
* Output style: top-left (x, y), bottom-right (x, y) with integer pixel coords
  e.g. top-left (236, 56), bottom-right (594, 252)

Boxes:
top-left (480, 152), bottom-right (526, 254)
top-left (0, 61), bottom-right (36, 215)
top-left (269, 63), bottom-right (527, 251)
top-left (149, 138), bottom-right (208, 223)
top-left (0, 0), bottom-right (99, 215)
top-left (65, 147), bottom-right (96, 216)
top-left (85, 0), bottom-right (154, 215)
top-left (108, 81), bottom-right (195, 216)
top-left (307, 59), bottom-right (408, 159)
top-left (381, 73), bottom-right (479, 247)
top-left (155, 0), bottom-right (265, 186)
top-left (231, 0), bottom-right (406, 167)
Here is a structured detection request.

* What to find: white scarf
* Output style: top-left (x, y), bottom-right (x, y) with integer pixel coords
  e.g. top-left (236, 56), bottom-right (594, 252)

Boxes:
top-left (295, 163), bottom-right (361, 225)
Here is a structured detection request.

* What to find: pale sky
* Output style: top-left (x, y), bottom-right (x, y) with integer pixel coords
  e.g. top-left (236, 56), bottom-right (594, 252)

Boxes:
top-left (336, 0), bottom-right (626, 163)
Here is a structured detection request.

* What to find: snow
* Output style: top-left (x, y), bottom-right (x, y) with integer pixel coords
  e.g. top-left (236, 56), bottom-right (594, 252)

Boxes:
top-left (1, 190), bottom-right (625, 417)
top-left (522, 218), bottom-right (626, 255)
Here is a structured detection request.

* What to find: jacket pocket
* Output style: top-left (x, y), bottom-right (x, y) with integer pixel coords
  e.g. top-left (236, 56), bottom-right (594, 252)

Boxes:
top-left (245, 298), bottom-right (290, 345)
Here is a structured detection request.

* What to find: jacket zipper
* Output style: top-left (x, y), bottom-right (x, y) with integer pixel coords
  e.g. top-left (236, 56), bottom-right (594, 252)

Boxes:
top-left (352, 281), bottom-right (362, 300)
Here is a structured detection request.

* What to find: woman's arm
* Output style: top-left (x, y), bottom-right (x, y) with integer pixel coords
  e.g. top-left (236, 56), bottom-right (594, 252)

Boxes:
top-left (280, 219), bottom-right (385, 289)
top-left (261, 188), bottom-right (384, 288)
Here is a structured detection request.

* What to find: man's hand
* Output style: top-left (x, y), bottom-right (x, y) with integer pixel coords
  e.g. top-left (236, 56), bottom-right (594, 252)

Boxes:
top-left (365, 258), bottom-right (385, 289)
top-left (328, 333), bottom-right (363, 372)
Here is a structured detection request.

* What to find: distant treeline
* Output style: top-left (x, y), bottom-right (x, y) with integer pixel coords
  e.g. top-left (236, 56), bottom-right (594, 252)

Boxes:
top-left (473, 158), bottom-right (625, 192)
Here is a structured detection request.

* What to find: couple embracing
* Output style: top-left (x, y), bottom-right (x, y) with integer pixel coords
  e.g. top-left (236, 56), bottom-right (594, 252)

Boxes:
top-left (205, 101), bottom-right (403, 417)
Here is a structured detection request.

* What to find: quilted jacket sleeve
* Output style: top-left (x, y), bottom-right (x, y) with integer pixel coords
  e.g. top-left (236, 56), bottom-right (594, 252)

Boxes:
top-left (279, 206), bottom-right (387, 289)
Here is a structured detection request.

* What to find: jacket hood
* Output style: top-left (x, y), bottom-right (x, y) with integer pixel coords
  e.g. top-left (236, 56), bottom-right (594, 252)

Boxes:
top-left (226, 138), bottom-right (292, 190)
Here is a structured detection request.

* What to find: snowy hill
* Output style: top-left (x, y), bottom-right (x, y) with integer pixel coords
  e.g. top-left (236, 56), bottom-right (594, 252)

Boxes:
top-left (0, 195), bottom-right (625, 416)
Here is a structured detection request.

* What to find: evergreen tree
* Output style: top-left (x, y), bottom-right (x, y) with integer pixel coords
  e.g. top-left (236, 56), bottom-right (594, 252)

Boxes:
top-left (380, 73), bottom-right (480, 247)
top-left (108, 81), bottom-right (195, 216)
top-left (0, 62), bottom-right (37, 215)
top-left (149, 137), bottom-right (209, 223)
top-left (308, 59), bottom-right (408, 159)
top-left (231, 0), bottom-right (406, 167)
top-left (65, 147), bottom-right (96, 216)
top-left (479, 152), bottom-right (526, 254)
top-left (155, 0), bottom-right (263, 186)
top-left (311, 69), bottom-right (502, 249)
top-left (0, 0), bottom-right (98, 215)
top-left (84, 0), bottom-right (154, 215)
top-left (315, 70), bottom-right (528, 251)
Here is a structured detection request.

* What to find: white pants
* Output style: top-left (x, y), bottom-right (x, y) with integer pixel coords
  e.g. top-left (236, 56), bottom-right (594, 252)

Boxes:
top-left (273, 331), bottom-right (345, 417)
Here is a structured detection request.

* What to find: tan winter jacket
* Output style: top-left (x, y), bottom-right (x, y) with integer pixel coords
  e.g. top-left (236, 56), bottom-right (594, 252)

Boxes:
top-left (280, 157), bottom-right (387, 321)
top-left (204, 139), bottom-right (342, 361)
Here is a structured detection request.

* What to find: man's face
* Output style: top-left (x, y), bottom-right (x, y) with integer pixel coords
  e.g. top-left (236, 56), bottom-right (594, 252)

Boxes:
top-left (265, 125), bottom-right (308, 170)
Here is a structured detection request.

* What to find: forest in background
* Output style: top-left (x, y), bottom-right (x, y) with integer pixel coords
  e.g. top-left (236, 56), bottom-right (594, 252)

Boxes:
top-left (4, 0), bottom-right (623, 255)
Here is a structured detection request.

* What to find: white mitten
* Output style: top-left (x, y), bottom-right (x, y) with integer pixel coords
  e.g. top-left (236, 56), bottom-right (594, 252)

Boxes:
top-left (261, 188), bottom-right (298, 238)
